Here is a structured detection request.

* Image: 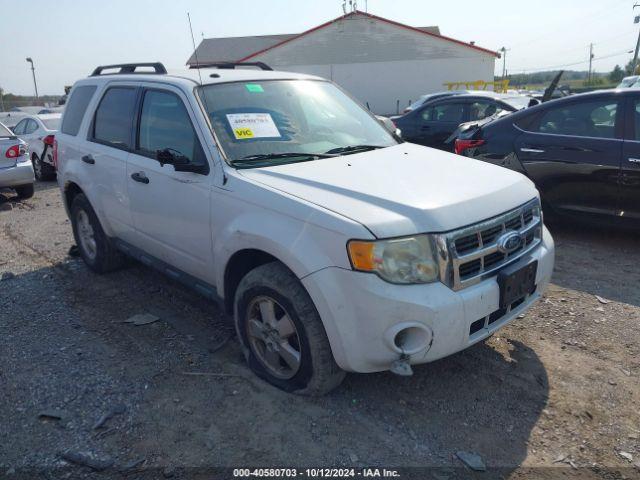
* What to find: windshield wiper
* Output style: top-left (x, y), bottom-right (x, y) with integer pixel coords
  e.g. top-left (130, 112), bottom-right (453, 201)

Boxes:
top-left (324, 145), bottom-right (385, 155)
top-left (230, 152), bottom-right (336, 168)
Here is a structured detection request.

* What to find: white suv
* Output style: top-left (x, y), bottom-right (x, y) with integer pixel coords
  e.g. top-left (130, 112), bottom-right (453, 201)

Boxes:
top-left (56, 62), bottom-right (554, 394)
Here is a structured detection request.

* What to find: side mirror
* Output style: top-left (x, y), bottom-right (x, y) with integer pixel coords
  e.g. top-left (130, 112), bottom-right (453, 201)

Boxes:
top-left (156, 148), bottom-right (207, 174)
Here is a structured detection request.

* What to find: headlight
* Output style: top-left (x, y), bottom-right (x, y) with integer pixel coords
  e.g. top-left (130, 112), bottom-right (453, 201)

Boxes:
top-left (347, 235), bottom-right (439, 284)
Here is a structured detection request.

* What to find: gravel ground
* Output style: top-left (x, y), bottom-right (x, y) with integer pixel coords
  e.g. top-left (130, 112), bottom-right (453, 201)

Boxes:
top-left (0, 182), bottom-right (639, 479)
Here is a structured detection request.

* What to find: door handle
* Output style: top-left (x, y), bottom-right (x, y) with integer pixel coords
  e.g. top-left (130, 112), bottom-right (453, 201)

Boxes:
top-left (629, 158), bottom-right (640, 163)
top-left (81, 155), bottom-right (95, 165)
top-left (520, 148), bottom-right (545, 153)
top-left (131, 172), bottom-right (150, 184)
top-left (420, 126), bottom-right (431, 131)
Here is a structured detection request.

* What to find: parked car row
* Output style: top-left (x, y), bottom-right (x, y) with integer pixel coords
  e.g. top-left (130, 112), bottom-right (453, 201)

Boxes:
top-left (391, 91), bottom-right (538, 151)
top-left (453, 89), bottom-right (639, 228)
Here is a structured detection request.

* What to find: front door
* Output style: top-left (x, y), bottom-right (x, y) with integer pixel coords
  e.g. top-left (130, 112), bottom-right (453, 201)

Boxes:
top-left (620, 95), bottom-right (640, 224)
top-left (515, 97), bottom-right (623, 217)
top-left (126, 86), bottom-right (214, 282)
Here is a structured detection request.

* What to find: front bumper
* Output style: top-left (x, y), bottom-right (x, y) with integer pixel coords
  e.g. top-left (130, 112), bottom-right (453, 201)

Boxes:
top-left (302, 226), bottom-right (555, 373)
top-left (0, 161), bottom-right (35, 188)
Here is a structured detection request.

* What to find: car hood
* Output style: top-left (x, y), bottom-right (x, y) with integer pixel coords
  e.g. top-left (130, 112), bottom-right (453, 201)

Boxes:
top-left (237, 143), bottom-right (538, 238)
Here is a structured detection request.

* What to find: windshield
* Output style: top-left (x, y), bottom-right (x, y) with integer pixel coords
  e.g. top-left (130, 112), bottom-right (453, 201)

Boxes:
top-left (42, 117), bottom-right (61, 130)
top-left (197, 80), bottom-right (398, 166)
top-left (0, 122), bottom-right (14, 138)
top-left (619, 77), bottom-right (638, 88)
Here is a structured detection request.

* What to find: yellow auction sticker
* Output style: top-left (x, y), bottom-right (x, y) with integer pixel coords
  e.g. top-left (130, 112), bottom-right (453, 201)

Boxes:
top-left (234, 128), bottom-right (254, 139)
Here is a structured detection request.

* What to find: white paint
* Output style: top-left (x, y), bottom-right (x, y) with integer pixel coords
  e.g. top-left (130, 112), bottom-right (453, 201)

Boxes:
top-left (249, 14), bottom-right (496, 114)
top-left (56, 69), bottom-right (553, 378)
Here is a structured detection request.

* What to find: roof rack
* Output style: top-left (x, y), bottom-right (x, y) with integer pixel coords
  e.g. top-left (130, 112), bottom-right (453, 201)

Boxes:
top-left (90, 62), bottom-right (167, 76)
top-left (189, 62), bottom-right (273, 71)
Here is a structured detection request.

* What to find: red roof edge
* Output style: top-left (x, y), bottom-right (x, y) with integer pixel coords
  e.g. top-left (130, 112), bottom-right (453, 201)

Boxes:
top-left (238, 10), bottom-right (500, 62)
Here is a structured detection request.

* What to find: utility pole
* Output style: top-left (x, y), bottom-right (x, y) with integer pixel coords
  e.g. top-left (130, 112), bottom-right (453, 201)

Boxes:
top-left (499, 47), bottom-right (510, 80)
top-left (587, 43), bottom-right (594, 84)
top-left (25, 57), bottom-right (39, 101)
top-left (632, 3), bottom-right (640, 75)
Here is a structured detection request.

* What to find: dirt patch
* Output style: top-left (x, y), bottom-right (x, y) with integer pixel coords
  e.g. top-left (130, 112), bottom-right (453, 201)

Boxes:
top-left (0, 183), bottom-right (639, 478)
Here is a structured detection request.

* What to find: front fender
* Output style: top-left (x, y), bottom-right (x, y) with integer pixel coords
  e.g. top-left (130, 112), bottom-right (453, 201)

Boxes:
top-left (213, 209), bottom-right (353, 297)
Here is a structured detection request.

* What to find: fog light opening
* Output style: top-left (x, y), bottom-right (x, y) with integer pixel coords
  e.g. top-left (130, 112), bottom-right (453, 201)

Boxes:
top-left (393, 326), bottom-right (431, 355)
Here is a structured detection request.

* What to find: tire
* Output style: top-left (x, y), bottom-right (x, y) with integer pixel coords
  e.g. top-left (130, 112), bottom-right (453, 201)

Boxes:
top-left (70, 193), bottom-right (125, 273)
top-left (234, 262), bottom-right (345, 395)
top-left (14, 184), bottom-right (34, 199)
top-left (32, 154), bottom-right (56, 181)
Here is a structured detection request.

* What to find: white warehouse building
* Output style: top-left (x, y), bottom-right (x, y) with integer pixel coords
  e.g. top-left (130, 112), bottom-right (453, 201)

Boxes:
top-left (187, 10), bottom-right (499, 115)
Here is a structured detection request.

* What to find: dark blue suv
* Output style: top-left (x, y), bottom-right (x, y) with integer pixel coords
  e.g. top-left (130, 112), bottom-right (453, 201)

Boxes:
top-left (455, 90), bottom-right (640, 228)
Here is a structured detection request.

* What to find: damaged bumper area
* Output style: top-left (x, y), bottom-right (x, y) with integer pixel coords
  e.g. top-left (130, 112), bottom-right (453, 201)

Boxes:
top-left (302, 227), bottom-right (554, 373)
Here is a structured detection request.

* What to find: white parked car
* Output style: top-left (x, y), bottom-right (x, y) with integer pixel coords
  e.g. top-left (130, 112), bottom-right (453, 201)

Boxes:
top-left (0, 121), bottom-right (34, 199)
top-left (12, 113), bottom-right (61, 180)
top-left (56, 62), bottom-right (554, 394)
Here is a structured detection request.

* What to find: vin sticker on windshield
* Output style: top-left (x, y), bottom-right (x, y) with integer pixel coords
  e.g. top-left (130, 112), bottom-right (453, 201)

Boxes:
top-left (227, 113), bottom-right (280, 140)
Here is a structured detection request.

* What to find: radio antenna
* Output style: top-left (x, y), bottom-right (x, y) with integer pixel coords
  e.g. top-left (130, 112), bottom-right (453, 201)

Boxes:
top-left (187, 12), bottom-right (204, 85)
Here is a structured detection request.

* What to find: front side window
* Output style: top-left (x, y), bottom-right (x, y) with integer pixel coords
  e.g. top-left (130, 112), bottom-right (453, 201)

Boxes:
top-left (197, 80), bottom-right (397, 166)
top-left (13, 119), bottom-right (27, 135)
top-left (421, 103), bottom-right (465, 123)
top-left (61, 85), bottom-right (97, 136)
top-left (537, 100), bottom-right (617, 139)
top-left (25, 119), bottom-right (38, 134)
top-left (633, 100), bottom-right (640, 140)
top-left (137, 90), bottom-right (205, 164)
top-left (93, 87), bottom-right (137, 149)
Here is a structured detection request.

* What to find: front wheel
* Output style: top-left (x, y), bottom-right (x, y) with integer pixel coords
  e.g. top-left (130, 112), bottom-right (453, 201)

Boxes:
top-left (234, 262), bottom-right (345, 395)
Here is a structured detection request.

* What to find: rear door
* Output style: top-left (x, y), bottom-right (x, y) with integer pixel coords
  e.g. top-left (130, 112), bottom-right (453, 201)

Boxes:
top-left (514, 96), bottom-right (623, 216)
top-left (620, 94), bottom-right (640, 223)
top-left (22, 119), bottom-right (44, 158)
top-left (126, 85), bottom-right (213, 282)
top-left (408, 100), bottom-right (467, 150)
top-left (84, 84), bottom-right (138, 242)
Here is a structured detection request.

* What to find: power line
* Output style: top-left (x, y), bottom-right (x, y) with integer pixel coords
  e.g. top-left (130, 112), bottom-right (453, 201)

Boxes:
top-left (510, 49), bottom-right (633, 73)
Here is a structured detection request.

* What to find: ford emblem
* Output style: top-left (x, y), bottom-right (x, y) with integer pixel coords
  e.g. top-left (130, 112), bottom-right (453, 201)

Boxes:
top-left (497, 231), bottom-right (523, 254)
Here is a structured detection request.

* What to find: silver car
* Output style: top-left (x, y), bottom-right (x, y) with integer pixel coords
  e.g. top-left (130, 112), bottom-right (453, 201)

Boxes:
top-left (0, 121), bottom-right (35, 199)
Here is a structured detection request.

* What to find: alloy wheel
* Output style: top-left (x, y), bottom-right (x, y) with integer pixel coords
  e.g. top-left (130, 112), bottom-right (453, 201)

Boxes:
top-left (245, 295), bottom-right (302, 379)
top-left (76, 210), bottom-right (97, 260)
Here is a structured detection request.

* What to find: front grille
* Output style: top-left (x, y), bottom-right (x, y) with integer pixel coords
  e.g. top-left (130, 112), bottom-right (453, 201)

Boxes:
top-left (440, 199), bottom-right (543, 290)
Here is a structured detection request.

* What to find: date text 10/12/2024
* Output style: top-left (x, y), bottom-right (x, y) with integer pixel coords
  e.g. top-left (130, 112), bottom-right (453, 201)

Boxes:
top-left (233, 468), bottom-right (401, 478)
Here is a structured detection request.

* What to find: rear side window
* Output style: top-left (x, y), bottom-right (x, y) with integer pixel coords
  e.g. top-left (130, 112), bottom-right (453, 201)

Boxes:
top-left (536, 100), bottom-right (617, 139)
top-left (61, 85), bottom-right (97, 136)
top-left (92, 87), bottom-right (137, 149)
top-left (137, 90), bottom-right (205, 164)
top-left (421, 103), bottom-right (465, 123)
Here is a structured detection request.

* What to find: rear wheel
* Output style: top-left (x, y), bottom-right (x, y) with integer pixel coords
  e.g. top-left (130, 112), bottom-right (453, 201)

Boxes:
top-left (32, 154), bottom-right (56, 181)
top-left (14, 184), bottom-right (34, 199)
top-left (70, 193), bottom-right (125, 273)
top-left (234, 262), bottom-right (345, 395)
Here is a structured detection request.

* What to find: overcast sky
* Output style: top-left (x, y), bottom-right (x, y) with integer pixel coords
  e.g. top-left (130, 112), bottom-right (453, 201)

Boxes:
top-left (0, 0), bottom-right (636, 95)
